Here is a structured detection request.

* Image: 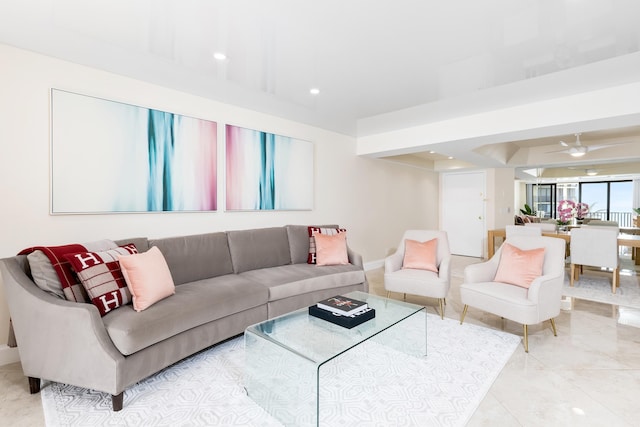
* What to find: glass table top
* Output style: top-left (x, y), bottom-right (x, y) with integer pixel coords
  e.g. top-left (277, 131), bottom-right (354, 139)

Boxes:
top-left (245, 291), bottom-right (425, 364)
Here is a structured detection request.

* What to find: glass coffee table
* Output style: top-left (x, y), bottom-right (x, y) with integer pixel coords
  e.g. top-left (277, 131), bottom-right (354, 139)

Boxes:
top-left (244, 291), bottom-right (426, 426)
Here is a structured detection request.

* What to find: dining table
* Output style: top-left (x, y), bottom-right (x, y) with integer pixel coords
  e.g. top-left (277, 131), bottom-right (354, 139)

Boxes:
top-left (487, 227), bottom-right (640, 263)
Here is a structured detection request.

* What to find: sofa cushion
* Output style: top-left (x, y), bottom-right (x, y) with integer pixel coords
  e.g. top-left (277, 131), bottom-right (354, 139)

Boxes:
top-left (114, 237), bottom-right (150, 253)
top-left (494, 243), bottom-right (545, 289)
top-left (102, 274), bottom-right (268, 355)
top-left (307, 226), bottom-right (346, 264)
top-left (149, 232), bottom-right (233, 285)
top-left (119, 246), bottom-right (176, 312)
top-left (240, 263), bottom-right (365, 301)
top-left (286, 224), bottom-right (339, 264)
top-left (20, 239), bottom-right (119, 302)
top-left (64, 244), bottom-right (138, 316)
top-left (227, 227), bottom-right (291, 273)
top-left (314, 232), bottom-right (349, 266)
top-left (402, 238), bottom-right (438, 272)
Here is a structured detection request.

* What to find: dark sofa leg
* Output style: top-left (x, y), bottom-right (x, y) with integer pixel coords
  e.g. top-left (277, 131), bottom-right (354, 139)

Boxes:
top-left (28, 377), bottom-right (40, 394)
top-left (112, 392), bottom-right (124, 411)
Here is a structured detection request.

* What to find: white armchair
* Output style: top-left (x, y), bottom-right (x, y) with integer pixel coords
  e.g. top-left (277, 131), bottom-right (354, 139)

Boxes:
top-left (459, 236), bottom-right (566, 352)
top-left (384, 230), bottom-right (451, 319)
top-left (569, 226), bottom-right (620, 293)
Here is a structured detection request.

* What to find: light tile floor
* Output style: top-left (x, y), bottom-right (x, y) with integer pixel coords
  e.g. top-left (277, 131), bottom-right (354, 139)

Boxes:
top-left (1, 255), bottom-right (639, 426)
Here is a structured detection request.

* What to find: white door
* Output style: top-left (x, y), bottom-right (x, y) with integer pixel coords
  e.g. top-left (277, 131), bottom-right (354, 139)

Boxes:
top-left (441, 171), bottom-right (486, 257)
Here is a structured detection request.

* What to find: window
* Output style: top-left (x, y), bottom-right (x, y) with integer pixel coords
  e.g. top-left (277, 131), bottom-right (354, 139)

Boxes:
top-left (526, 184), bottom-right (555, 218)
top-left (525, 180), bottom-right (633, 226)
top-left (580, 182), bottom-right (607, 219)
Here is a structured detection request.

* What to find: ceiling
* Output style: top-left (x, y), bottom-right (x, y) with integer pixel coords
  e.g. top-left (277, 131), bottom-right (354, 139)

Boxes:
top-left (2, 0), bottom-right (640, 179)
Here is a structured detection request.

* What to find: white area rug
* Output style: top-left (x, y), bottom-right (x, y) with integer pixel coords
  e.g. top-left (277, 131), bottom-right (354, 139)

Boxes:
top-left (562, 272), bottom-right (640, 309)
top-left (41, 313), bottom-right (519, 427)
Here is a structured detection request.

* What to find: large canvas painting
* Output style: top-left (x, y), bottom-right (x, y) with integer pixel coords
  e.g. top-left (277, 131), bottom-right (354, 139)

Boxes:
top-left (226, 125), bottom-right (313, 210)
top-left (51, 89), bottom-right (217, 213)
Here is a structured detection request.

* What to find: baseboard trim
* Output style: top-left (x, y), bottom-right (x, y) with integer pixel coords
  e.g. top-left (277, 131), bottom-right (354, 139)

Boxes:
top-left (0, 344), bottom-right (20, 366)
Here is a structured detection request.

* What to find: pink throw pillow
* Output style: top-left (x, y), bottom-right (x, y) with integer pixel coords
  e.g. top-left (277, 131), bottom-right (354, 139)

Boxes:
top-left (314, 232), bottom-right (349, 266)
top-left (402, 238), bottom-right (438, 273)
top-left (118, 246), bottom-right (175, 312)
top-left (307, 227), bottom-right (347, 264)
top-left (494, 243), bottom-right (545, 288)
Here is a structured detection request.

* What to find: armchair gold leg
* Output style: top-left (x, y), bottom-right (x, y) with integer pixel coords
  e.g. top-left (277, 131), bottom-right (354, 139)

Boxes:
top-left (438, 299), bottom-right (444, 320)
top-left (523, 324), bottom-right (529, 353)
top-left (403, 293), bottom-right (406, 301)
top-left (550, 318), bottom-right (557, 337)
top-left (460, 305), bottom-right (468, 325)
top-left (386, 291), bottom-right (390, 299)
top-left (612, 268), bottom-right (619, 294)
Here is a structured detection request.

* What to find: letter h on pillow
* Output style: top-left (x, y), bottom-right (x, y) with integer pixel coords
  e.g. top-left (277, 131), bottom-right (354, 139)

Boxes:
top-left (64, 244), bottom-right (138, 316)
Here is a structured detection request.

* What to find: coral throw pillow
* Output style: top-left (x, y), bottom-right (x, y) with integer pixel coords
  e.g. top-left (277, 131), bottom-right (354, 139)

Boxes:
top-left (314, 232), bottom-right (349, 266)
top-left (118, 246), bottom-right (176, 312)
top-left (64, 244), bottom-right (138, 316)
top-left (307, 227), bottom-right (346, 264)
top-left (494, 243), bottom-right (546, 288)
top-left (402, 238), bottom-right (438, 273)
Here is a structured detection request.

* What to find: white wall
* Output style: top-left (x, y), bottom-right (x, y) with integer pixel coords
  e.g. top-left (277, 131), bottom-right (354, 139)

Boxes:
top-left (487, 168), bottom-right (516, 230)
top-left (0, 44), bottom-right (438, 360)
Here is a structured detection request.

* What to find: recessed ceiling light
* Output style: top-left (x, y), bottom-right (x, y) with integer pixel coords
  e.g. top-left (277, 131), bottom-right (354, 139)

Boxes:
top-left (428, 150), bottom-right (435, 154)
top-left (309, 88), bottom-right (320, 95)
top-left (448, 156), bottom-right (454, 160)
top-left (213, 52), bottom-right (227, 61)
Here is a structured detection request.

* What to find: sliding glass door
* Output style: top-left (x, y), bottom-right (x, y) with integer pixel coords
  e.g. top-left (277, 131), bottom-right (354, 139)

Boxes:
top-left (525, 180), bottom-right (633, 226)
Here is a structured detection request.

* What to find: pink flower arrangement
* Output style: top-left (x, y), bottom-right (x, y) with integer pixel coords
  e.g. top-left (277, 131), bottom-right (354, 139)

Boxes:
top-left (557, 200), bottom-right (589, 224)
top-left (575, 202), bottom-right (589, 219)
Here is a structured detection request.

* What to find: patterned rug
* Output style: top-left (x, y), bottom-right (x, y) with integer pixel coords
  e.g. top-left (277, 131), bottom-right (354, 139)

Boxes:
top-left (41, 313), bottom-right (520, 427)
top-left (562, 271), bottom-right (640, 309)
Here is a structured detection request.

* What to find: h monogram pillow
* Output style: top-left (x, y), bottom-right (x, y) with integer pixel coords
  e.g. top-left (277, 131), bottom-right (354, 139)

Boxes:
top-left (64, 244), bottom-right (138, 316)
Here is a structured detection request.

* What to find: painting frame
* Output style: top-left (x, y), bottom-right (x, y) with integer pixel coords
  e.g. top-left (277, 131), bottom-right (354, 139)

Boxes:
top-left (225, 124), bottom-right (314, 211)
top-left (50, 89), bottom-right (218, 214)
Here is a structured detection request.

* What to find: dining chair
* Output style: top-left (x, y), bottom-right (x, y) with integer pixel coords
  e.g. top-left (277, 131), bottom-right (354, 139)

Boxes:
top-left (459, 236), bottom-right (566, 352)
top-left (506, 225), bottom-right (541, 238)
top-left (585, 220), bottom-right (619, 227)
top-left (384, 230), bottom-right (451, 319)
top-left (524, 222), bottom-right (557, 232)
top-left (569, 226), bottom-right (620, 293)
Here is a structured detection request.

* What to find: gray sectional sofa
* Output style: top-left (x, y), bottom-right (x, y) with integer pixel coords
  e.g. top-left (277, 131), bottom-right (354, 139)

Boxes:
top-left (0, 225), bottom-right (368, 411)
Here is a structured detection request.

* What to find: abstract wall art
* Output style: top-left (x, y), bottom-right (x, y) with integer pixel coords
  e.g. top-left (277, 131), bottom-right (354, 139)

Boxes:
top-left (226, 125), bottom-right (313, 211)
top-left (51, 89), bottom-right (217, 213)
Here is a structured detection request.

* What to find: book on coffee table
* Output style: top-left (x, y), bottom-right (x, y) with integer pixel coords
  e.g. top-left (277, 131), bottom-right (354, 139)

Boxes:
top-left (308, 305), bottom-right (375, 329)
top-left (316, 295), bottom-right (368, 316)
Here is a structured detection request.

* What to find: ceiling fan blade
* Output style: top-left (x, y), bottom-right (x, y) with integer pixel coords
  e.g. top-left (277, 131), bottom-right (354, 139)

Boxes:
top-left (545, 148), bottom-right (570, 154)
top-left (585, 141), bottom-right (631, 152)
top-left (559, 141), bottom-right (569, 147)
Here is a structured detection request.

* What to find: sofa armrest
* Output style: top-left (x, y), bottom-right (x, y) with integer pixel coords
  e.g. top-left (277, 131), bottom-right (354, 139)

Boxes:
top-left (1, 257), bottom-right (124, 395)
top-left (347, 246), bottom-right (363, 268)
top-left (438, 254), bottom-right (452, 283)
top-left (526, 273), bottom-right (564, 319)
top-left (384, 249), bottom-right (404, 274)
top-left (463, 257), bottom-right (499, 283)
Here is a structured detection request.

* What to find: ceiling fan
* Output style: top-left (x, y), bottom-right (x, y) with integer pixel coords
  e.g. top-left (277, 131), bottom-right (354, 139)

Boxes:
top-left (558, 133), bottom-right (587, 157)
top-left (550, 133), bottom-right (629, 157)
top-left (566, 166), bottom-right (608, 176)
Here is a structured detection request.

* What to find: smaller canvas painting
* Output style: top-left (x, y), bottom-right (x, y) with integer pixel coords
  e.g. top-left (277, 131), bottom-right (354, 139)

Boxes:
top-left (225, 125), bottom-right (313, 211)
